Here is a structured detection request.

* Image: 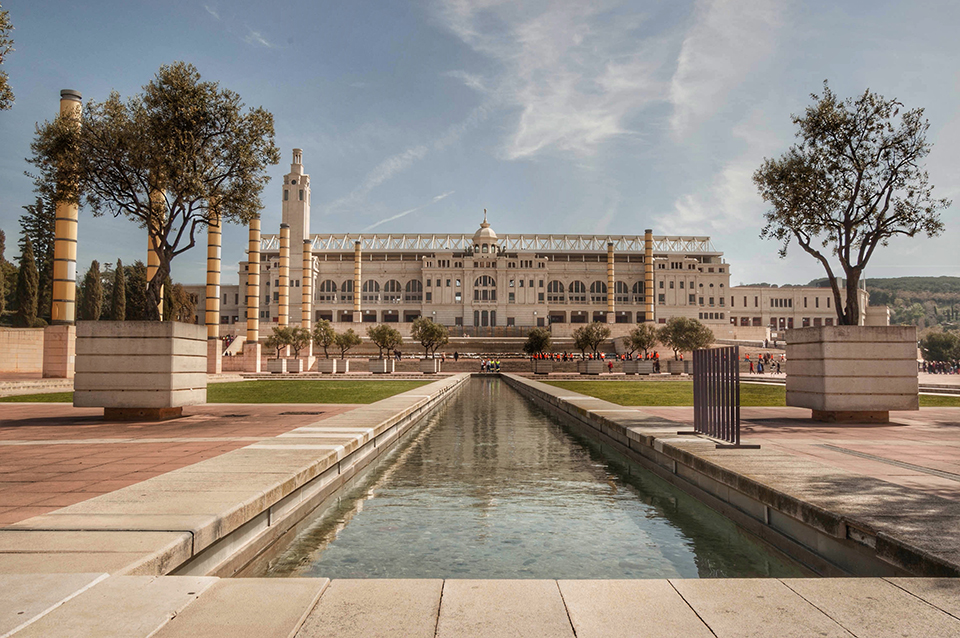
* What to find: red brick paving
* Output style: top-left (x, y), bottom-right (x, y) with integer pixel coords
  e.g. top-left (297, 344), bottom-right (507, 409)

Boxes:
top-left (0, 402), bottom-right (361, 526)
top-left (640, 406), bottom-right (960, 502)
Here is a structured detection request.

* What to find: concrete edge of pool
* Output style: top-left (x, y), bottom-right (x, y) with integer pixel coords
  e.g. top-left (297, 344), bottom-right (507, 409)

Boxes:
top-left (502, 373), bottom-right (960, 579)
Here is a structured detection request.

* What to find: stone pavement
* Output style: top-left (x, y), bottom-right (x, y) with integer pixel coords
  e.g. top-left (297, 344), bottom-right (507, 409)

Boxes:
top-left (0, 403), bottom-right (361, 526)
top-left (3, 574), bottom-right (958, 637)
top-left (640, 406), bottom-right (960, 503)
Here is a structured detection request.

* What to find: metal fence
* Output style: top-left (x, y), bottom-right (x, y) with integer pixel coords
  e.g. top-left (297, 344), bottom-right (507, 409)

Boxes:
top-left (693, 345), bottom-right (745, 447)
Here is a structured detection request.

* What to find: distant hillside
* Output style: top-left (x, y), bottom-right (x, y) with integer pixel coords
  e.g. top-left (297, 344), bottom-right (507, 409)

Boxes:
top-left (804, 276), bottom-right (960, 330)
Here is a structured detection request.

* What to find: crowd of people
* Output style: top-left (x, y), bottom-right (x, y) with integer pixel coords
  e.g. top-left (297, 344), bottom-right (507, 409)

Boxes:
top-left (744, 352), bottom-right (784, 375)
top-left (921, 360), bottom-right (959, 374)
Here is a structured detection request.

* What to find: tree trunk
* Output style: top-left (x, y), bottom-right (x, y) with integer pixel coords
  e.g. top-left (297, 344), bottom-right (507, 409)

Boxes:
top-left (844, 271), bottom-right (862, 326)
top-left (144, 257), bottom-right (169, 322)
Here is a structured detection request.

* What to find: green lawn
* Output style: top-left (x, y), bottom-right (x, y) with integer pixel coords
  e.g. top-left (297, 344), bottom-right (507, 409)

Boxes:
top-left (543, 381), bottom-right (960, 408)
top-left (0, 380), bottom-right (432, 404)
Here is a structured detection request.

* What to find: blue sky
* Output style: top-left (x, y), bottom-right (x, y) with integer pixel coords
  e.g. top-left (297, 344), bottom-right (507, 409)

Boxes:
top-left (1, 0), bottom-right (958, 287)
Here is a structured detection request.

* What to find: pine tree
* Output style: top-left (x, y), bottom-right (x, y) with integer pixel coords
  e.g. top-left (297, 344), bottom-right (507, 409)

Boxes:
top-left (110, 258), bottom-right (126, 320)
top-left (14, 233), bottom-right (38, 327)
top-left (125, 261), bottom-right (147, 321)
top-left (79, 260), bottom-right (102, 320)
top-left (19, 198), bottom-right (56, 321)
top-left (0, 229), bottom-right (13, 317)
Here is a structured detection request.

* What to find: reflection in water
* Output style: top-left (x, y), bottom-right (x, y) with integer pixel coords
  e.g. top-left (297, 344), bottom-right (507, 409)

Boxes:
top-left (263, 378), bottom-right (806, 579)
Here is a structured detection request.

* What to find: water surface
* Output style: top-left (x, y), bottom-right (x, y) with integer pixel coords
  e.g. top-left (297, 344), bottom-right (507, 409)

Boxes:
top-left (263, 378), bottom-right (806, 579)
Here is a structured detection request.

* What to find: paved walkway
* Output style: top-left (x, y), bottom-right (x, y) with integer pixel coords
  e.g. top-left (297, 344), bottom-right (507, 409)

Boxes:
top-left (641, 406), bottom-right (960, 503)
top-left (0, 403), bottom-right (361, 526)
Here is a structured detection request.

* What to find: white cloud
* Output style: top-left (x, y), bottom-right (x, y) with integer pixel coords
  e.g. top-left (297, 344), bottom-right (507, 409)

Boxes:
top-left (363, 192), bottom-right (456, 232)
top-left (244, 28), bottom-right (274, 48)
top-left (435, 0), bottom-right (668, 160)
top-left (669, 0), bottom-right (783, 137)
top-left (203, 4), bottom-right (220, 20)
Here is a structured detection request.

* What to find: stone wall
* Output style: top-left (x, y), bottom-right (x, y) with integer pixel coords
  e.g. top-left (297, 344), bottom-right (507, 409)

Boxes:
top-left (0, 328), bottom-right (45, 374)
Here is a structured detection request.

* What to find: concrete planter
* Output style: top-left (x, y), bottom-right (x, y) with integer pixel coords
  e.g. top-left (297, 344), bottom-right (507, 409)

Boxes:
top-left (667, 359), bottom-right (689, 375)
top-left (420, 358), bottom-right (442, 374)
top-left (315, 358), bottom-right (338, 374)
top-left (73, 321), bottom-right (206, 420)
top-left (623, 360), bottom-right (655, 375)
top-left (286, 358), bottom-right (304, 374)
top-left (577, 360), bottom-right (606, 375)
top-left (336, 359), bottom-right (351, 374)
top-left (266, 358), bottom-right (287, 374)
top-left (785, 325), bottom-right (918, 422)
top-left (369, 358), bottom-right (395, 374)
top-left (532, 359), bottom-right (554, 375)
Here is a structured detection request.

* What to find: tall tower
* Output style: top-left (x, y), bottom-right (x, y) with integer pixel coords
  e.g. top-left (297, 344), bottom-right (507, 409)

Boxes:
top-left (281, 149), bottom-right (310, 324)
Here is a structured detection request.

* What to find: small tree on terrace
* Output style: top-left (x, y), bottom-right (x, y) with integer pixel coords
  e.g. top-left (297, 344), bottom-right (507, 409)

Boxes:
top-left (572, 321), bottom-right (611, 357)
top-left (522, 327), bottom-right (552, 356)
top-left (288, 326), bottom-right (312, 358)
top-left (411, 317), bottom-right (449, 358)
top-left (27, 62), bottom-right (280, 321)
top-left (312, 319), bottom-right (335, 359)
top-left (920, 331), bottom-right (959, 362)
top-left (334, 328), bottom-right (362, 360)
top-left (623, 323), bottom-right (658, 358)
top-left (366, 324), bottom-right (402, 358)
top-left (754, 82), bottom-right (950, 325)
top-left (658, 317), bottom-right (714, 360)
top-left (265, 326), bottom-right (292, 359)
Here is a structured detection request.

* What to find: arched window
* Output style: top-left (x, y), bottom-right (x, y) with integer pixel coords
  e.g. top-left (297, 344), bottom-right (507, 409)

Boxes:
top-left (482, 244), bottom-right (489, 253)
top-left (590, 281), bottom-right (607, 304)
top-left (340, 280), bottom-right (354, 302)
top-left (404, 280), bottom-right (423, 303)
top-left (632, 281), bottom-right (645, 304)
top-left (569, 280), bottom-right (587, 303)
top-left (615, 281), bottom-right (629, 304)
top-left (362, 280), bottom-right (381, 303)
top-left (317, 280), bottom-right (337, 303)
top-left (547, 280), bottom-right (565, 303)
top-left (473, 275), bottom-right (496, 302)
top-left (383, 280), bottom-right (402, 303)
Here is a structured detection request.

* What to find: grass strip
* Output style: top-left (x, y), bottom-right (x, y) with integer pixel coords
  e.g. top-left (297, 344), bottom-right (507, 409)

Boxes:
top-left (0, 380), bottom-right (433, 405)
top-left (542, 380), bottom-right (960, 408)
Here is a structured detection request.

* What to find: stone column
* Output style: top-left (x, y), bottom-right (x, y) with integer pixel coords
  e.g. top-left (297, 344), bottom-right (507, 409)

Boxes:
top-left (606, 242), bottom-right (616, 323)
top-left (44, 89), bottom-right (82, 379)
top-left (205, 209), bottom-right (222, 374)
top-left (146, 189), bottom-right (165, 320)
top-left (243, 218), bottom-right (262, 372)
top-left (644, 229), bottom-right (654, 323)
top-left (278, 223), bottom-right (290, 327)
top-left (352, 240), bottom-right (362, 323)
top-left (302, 239), bottom-right (313, 331)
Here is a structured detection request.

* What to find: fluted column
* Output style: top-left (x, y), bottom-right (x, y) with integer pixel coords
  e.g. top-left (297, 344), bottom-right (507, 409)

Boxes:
top-left (302, 239), bottom-right (312, 330)
top-left (352, 240), bottom-right (362, 323)
top-left (51, 89), bottom-right (82, 326)
top-left (278, 223), bottom-right (290, 327)
top-left (606, 242), bottom-right (615, 323)
top-left (644, 229), bottom-right (654, 323)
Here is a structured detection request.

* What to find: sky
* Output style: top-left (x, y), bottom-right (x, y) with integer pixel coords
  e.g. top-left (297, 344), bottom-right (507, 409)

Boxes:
top-left (1, 0), bottom-right (958, 288)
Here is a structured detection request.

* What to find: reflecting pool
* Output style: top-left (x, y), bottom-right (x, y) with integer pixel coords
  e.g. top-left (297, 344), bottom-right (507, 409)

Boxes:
top-left (262, 378), bottom-right (806, 579)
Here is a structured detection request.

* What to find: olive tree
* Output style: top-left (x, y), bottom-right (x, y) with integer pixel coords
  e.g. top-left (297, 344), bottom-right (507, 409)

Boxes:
top-left (366, 324), bottom-right (402, 358)
top-left (334, 328), bottom-right (362, 359)
top-left (658, 317), bottom-right (714, 360)
top-left (411, 317), bottom-right (449, 358)
top-left (754, 82), bottom-right (950, 325)
top-left (265, 326), bottom-right (292, 359)
top-left (312, 319), bottom-right (336, 359)
top-left (920, 331), bottom-right (959, 362)
top-left (623, 324), bottom-right (658, 358)
top-left (28, 62), bottom-right (280, 321)
top-left (288, 326), bottom-right (312, 358)
top-left (522, 327), bottom-right (552, 356)
top-left (572, 322), bottom-right (611, 358)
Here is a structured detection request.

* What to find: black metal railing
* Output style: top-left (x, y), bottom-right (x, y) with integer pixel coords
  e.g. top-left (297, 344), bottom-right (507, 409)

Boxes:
top-left (693, 345), bottom-right (750, 447)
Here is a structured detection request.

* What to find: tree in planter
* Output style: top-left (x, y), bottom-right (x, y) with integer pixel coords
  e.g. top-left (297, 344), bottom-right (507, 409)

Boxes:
top-left (754, 82), bottom-right (950, 325)
top-left (288, 326), bottom-right (312, 358)
top-left (14, 233), bottom-right (39, 327)
top-left (312, 319), bottom-right (336, 359)
top-left (334, 328), bottom-right (362, 360)
top-left (411, 317), bottom-right (449, 358)
top-left (265, 326), bottom-right (293, 359)
top-left (623, 323), bottom-right (658, 358)
top-left (78, 260), bottom-right (103, 320)
top-left (522, 327), bottom-right (552, 356)
top-left (367, 324), bottom-right (402, 359)
top-left (110, 258), bottom-right (126, 320)
top-left (657, 317), bottom-right (714, 360)
top-left (28, 61), bottom-right (280, 321)
top-left (572, 322), bottom-right (611, 358)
